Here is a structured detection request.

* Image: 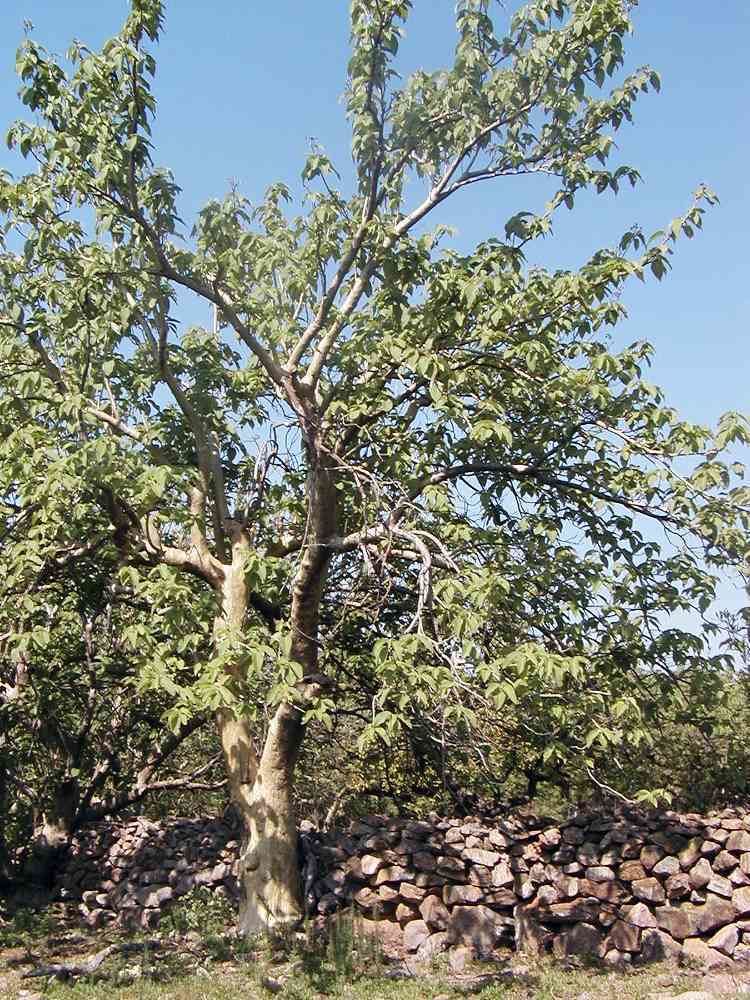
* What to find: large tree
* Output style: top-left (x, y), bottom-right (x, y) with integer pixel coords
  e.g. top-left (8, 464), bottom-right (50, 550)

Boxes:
top-left (1, 0), bottom-right (748, 933)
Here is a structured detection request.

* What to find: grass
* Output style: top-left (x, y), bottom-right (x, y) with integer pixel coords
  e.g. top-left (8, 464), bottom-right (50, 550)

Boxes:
top-left (1, 900), bottom-right (749, 1000)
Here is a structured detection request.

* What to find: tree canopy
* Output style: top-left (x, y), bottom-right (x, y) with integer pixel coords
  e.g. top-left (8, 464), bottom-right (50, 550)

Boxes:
top-left (1, 0), bottom-right (748, 932)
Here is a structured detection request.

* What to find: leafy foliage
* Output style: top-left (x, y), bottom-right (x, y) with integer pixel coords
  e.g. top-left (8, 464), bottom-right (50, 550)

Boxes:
top-left (0, 0), bottom-right (748, 892)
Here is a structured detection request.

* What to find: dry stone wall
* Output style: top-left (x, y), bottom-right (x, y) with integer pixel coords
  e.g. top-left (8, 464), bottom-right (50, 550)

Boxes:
top-left (54, 806), bottom-right (750, 968)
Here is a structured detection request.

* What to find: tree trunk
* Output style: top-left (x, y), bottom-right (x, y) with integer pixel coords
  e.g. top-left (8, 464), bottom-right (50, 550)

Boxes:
top-left (215, 560), bottom-right (305, 935)
top-left (24, 778), bottom-right (77, 886)
top-left (215, 430), bottom-right (335, 937)
top-left (236, 705), bottom-right (304, 935)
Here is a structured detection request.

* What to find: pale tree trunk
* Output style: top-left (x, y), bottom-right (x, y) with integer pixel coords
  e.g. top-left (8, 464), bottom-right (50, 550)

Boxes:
top-left (237, 705), bottom-right (304, 935)
top-left (216, 445), bottom-right (335, 936)
top-left (215, 554), bottom-right (306, 934)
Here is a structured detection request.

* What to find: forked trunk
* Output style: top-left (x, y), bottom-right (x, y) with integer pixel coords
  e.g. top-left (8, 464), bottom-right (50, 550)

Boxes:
top-left (215, 437), bottom-right (334, 936)
top-left (216, 566), bottom-right (305, 935)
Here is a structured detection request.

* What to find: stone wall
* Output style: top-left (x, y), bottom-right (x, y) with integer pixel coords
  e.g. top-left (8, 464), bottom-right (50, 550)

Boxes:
top-left (55, 806), bottom-right (750, 968)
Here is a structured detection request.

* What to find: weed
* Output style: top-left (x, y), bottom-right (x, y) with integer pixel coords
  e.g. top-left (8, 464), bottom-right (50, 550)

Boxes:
top-left (0, 905), bottom-right (60, 948)
top-left (159, 887), bottom-right (235, 939)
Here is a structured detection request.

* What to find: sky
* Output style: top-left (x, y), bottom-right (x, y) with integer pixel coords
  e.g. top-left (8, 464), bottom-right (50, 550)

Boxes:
top-left (0, 1), bottom-right (746, 425)
top-left (0, 0), bottom-right (747, 614)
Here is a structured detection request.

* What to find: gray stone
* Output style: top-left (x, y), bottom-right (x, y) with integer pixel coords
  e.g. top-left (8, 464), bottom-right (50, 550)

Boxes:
top-left (420, 894), bottom-right (450, 930)
top-left (403, 919), bottom-right (431, 952)
top-left (706, 873), bottom-right (733, 898)
top-left (562, 826), bottom-right (585, 845)
top-left (602, 947), bottom-right (631, 970)
top-left (727, 830), bottom-right (750, 853)
top-left (640, 845), bottom-right (665, 871)
top-left (713, 850), bottom-right (739, 873)
top-left (136, 885), bottom-right (172, 908)
top-left (375, 864), bottom-right (410, 885)
top-left (585, 866), bottom-right (615, 883)
top-left (625, 902), bottom-right (658, 929)
top-left (706, 923), bottom-right (739, 956)
top-left (491, 862), bottom-right (513, 887)
top-left (638, 928), bottom-right (682, 965)
top-left (555, 876), bottom-right (579, 899)
top-left (447, 905), bottom-right (504, 956)
top-left (443, 883), bottom-right (483, 906)
top-left (655, 905), bottom-right (701, 940)
top-left (536, 885), bottom-right (559, 906)
top-left (652, 855), bottom-right (681, 877)
top-left (463, 847), bottom-right (501, 868)
top-left (552, 922), bottom-right (603, 959)
top-left (448, 944), bottom-right (471, 972)
top-left (413, 851), bottom-right (436, 872)
top-left (605, 919), bottom-right (640, 952)
top-left (688, 858), bottom-right (713, 889)
top-left (734, 886), bottom-right (750, 915)
top-left (619, 861), bottom-right (646, 882)
top-left (665, 873), bottom-right (692, 900)
top-left (577, 842), bottom-right (600, 866)
top-left (353, 886), bottom-right (381, 910)
top-left (680, 937), bottom-right (733, 971)
top-left (632, 877), bottom-right (666, 903)
top-left (488, 829), bottom-right (509, 849)
top-left (378, 884), bottom-right (399, 902)
top-left (695, 895), bottom-right (736, 933)
top-left (436, 856), bottom-right (465, 878)
top-left (415, 931), bottom-right (448, 961)
top-left (540, 900), bottom-right (599, 924)
top-left (399, 882), bottom-right (426, 902)
top-left (678, 837), bottom-right (704, 869)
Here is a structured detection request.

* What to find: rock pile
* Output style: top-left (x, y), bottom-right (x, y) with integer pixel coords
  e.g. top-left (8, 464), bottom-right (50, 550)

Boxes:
top-left (55, 806), bottom-right (750, 968)
top-left (57, 816), bottom-right (240, 930)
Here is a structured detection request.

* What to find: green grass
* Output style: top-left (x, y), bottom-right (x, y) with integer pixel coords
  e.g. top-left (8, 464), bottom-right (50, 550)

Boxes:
top-left (2, 901), bottom-right (748, 1000)
top-left (15, 961), bottom-right (746, 1000)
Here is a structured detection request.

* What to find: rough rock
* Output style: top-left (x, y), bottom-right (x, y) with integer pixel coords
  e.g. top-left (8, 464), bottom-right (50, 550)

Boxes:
top-left (416, 931), bottom-right (448, 961)
top-left (706, 874), bottom-right (733, 898)
top-left (625, 902), bottom-right (658, 929)
top-left (638, 928), bottom-right (682, 964)
top-left (619, 861), bottom-right (647, 882)
top-left (420, 894), bottom-right (450, 930)
top-left (652, 856), bottom-right (681, 877)
top-left (727, 831), bottom-right (750, 853)
top-left (632, 878), bottom-right (666, 903)
top-left (689, 859), bottom-right (714, 890)
top-left (605, 919), bottom-right (640, 952)
top-left (706, 923), bottom-right (738, 956)
top-left (443, 884), bottom-right (483, 906)
top-left (695, 896), bottom-right (736, 934)
top-left (403, 919), bottom-right (431, 952)
top-left (463, 848), bottom-right (500, 868)
top-left (680, 937), bottom-right (733, 971)
top-left (447, 905), bottom-right (504, 956)
top-left (656, 905), bottom-right (700, 940)
top-left (552, 922), bottom-right (604, 959)
top-left (733, 886), bottom-right (750, 916)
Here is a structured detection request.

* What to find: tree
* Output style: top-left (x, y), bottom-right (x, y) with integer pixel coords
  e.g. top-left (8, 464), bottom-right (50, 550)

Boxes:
top-left (1, 0), bottom-right (748, 934)
top-left (0, 516), bottom-right (221, 885)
